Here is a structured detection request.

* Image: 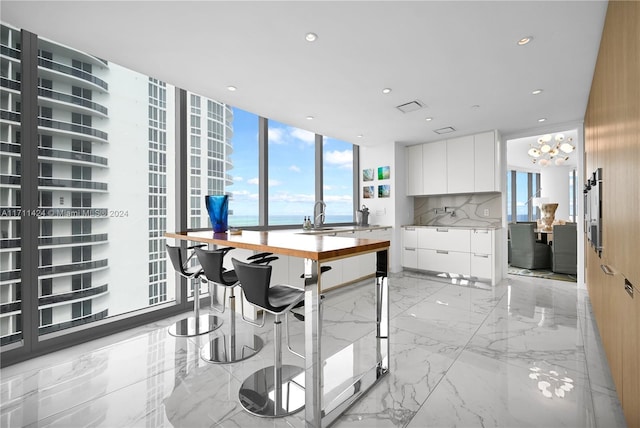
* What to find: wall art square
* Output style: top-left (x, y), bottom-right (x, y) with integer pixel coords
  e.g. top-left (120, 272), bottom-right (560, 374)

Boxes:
top-left (378, 184), bottom-right (390, 198)
top-left (377, 166), bottom-right (390, 180)
top-left (362, 168), bottom-right (374, 182)
top-left (363, 186), bottom-right (375, 199)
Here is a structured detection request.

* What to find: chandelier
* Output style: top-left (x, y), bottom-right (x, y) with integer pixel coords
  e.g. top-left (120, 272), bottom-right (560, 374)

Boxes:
top-left (527, 133), bottom-right (575, 166)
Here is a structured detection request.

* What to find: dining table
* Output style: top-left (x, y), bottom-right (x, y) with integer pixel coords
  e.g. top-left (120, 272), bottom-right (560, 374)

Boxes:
top-left (165, 228), bottom-right (391, 428)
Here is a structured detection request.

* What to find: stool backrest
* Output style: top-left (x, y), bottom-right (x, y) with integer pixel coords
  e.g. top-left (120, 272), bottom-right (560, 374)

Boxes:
top-left (195, 247), bottom-right (236, 286)
top-left (232, 258), bottom-right (271, 310)
top-left (166, 244), bottom-right (187, 276)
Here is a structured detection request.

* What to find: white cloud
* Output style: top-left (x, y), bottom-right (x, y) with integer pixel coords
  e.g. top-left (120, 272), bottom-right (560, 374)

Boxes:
top-left (247, 178), bottom-right (282, 187)
top-left (325, 149), bottom-right (353, 168)
top-left (290, 128), bottom-right (315, 145)
top-left (289, 165), bottom-right (301, 173)
top-left (268, 128), bottom-right (285, 144)
top-left (234, 176), bottom-right (244, 182)
top-left (323, 185), bottom-right (333, 191)
top-left (324, 194), bottom-right (353, 202)
top-left (270, 192), bottom-right (315, 203)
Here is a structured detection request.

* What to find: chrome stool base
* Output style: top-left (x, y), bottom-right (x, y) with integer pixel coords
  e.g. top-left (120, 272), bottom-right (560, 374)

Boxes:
top-left (168, 314), bottom-right (222, 337)
top-left (239, 365), bottom-right (305, 417)
top-left (201, 333), bottom-right (263, 364)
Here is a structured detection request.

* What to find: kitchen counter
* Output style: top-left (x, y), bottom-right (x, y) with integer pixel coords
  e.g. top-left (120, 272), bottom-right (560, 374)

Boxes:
top-left (293, 224), bottom-right (392, 235)
top-left (402, 224), bottom-right (502, 230)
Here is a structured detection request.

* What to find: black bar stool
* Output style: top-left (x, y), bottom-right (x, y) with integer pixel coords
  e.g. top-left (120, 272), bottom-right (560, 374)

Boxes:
top-left (166, 244), bottom-right (222, 337)
top-left (231, 258), bottom-right (306, 418)
top-left (194, 247), bottom-right (264, 364)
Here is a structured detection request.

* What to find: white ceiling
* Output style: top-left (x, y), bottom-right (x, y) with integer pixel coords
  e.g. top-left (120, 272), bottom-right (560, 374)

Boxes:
top-left (2, 1), bottom-right (608, 148)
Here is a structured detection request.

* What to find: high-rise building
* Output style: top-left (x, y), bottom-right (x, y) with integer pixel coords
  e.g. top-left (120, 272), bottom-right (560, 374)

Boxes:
top-left (0, 24), bottom-right (233, 345)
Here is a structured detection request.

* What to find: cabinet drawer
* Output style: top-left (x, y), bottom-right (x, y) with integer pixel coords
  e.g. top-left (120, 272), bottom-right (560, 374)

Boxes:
top-left (418, 249), bottom-right (470, 275)
top-left (471, 229), bottom-right (493, 254)
top-left (470, 253), bottom-right (492, 279)
top-left (402, 247), bottom-right (418, 269)
top-left (402, 227), bottom-right (418, 248)
top-left (418, 228), bottom-right (470, 252)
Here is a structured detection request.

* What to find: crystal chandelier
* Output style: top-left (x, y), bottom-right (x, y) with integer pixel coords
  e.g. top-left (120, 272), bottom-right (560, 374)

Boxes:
top-left (527, 133), bottom-right (575, 166)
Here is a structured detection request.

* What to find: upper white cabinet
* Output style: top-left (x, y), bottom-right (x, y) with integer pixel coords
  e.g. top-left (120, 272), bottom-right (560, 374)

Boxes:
top-left (406, 144), bottom-right (424, 196)
top-left (446, 135), bottom-right (475, 194)
top-left (422, 140), bottom-right (447, 195)
top-left (474, 131), bottom-right (497, 192)
top-left (405, 130), bottom-right (499, 196)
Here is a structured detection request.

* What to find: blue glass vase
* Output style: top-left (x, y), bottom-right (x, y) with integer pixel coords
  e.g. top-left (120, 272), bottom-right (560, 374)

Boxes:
top-left (205, 195), bottom-right (229, 233)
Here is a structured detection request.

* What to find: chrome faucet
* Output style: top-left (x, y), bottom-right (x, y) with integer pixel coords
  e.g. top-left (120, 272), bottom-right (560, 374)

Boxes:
top-left (313, 200), bottom-right (326, 228)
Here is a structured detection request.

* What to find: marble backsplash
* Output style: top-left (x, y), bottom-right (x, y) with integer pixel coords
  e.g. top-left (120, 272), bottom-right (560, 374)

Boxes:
top-left (414, 192), bottom-right (502, 227)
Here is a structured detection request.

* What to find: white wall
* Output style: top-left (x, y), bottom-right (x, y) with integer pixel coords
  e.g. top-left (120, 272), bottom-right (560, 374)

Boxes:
top-left (359, 142), bottom-right (411, 273)
top-left (540, 165), bottom-right (573, 221)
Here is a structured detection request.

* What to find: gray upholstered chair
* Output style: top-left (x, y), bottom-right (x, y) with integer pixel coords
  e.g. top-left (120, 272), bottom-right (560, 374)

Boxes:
top-left (552, 223), bottom-right (577, 275)
top-left (509, 223), bottom-right (551, 269)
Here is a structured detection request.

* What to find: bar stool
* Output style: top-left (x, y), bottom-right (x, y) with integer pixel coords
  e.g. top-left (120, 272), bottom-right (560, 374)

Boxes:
top-left (194, 247), bottom-right (264, 364)
top-left (166, 244), bottom-right (223, 337)
top-left (231, 258), bottom-right (306, 418)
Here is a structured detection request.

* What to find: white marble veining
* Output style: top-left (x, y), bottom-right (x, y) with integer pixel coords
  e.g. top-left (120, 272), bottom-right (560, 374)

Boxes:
top-left (1, 272), bottom-right (626, 428)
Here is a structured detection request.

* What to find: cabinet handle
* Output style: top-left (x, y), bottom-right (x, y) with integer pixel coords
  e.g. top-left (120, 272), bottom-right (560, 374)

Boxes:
top-left (404, 248), bottom-right (416, 252)
top-left (436, 228), bottom-right (449, 232)
top-left (436, 250), bottom-right (449, 254)
top-left (473, 254), bottom-right (489, 258)
top-left (625, 278), bottom-right (634, 298)
top-left (405, 227), bottom-right (415, 231)
top-left (474, 230), bottom-right (489, 234)
top-left (600, 264), bottom-right (614, 276)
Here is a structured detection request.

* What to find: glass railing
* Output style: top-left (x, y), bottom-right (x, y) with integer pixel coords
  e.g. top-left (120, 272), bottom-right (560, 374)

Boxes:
top-left (38, 259), bottom-right (108, 276)
top-left (38, 146), bottom-right (108, 166)
top-left (0, 109), bottom-right (21, 123)
top-left (38, 57), bottom-right (108, 91)
top-left (39, 283), bottom-right (108, 306)
top-left (0, 238), bottom-right (20, 249)
top-left (39, 233), bottom-right (108, 246)
top-left (38, 177), bottom-right (108, 191)
top-left (38, 118), bottom-right (108, 141)
top-left (0, 77), bottom-right (20, 91)
top-left (0, 270), bottom-right (20, 282)
top-left (0, 174), bottom-right (20, 186)
top-left (0, 300), bottom-right (21, 315)
top-left (38, 87), bottom-right (108, 115)
top-left (0, 141), bottom-right (20, 153)
top-left (0, 44), bottom-right (20, 60)
top-left (38, 309), bottom-right (109, 335)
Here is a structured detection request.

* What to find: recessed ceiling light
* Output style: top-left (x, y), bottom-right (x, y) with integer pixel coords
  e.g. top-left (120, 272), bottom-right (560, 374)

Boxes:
top-left (305, 32), bottom-right (318, 42)
top-left (538, 118), bottom-right (547, 122)
top-left (227, 86), bottom-right (237, 91)
top-left (532, 89), bottom-right (543, 95)
top-left (425, 117), bottom-right (433, 122)
top-left (471, 104), bottom-right (480, 109)
top-left (306, 116), bottom-right (314, 120)
top-left (517, 36), bottom-right (533, 46)
top-left (382, 88), bottom-right (392, 94)
top-left (357, 134), bottom-right (363, 138)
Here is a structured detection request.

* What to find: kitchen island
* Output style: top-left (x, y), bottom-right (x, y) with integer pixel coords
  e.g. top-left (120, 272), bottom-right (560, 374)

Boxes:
top-left (166, 229), bottom-right (390, 428)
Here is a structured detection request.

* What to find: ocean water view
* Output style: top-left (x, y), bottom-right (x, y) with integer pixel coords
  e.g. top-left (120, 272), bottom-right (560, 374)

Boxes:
top-left (228, 214), bottom-right (355, 227)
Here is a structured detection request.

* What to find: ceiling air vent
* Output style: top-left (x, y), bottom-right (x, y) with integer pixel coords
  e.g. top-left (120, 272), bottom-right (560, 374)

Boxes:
top-left (434, 126), bottom-right (456, 134)
top-left (396, 100), bottom-right (425, 113)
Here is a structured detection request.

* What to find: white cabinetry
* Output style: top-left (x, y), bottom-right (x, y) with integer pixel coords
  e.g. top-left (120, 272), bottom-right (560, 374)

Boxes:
top-left (422, 140), bottom-right (447, 195)
top-left (402, 226), bottom-right (502, 285)
top-left (401, 227), bottom-right (418, 269)
top-left (446, 135), bottom-right (475, 194)
top-left (474, 131), bottom-right (498, 192)
top-left (405, 130), bottom-right (499, 196)
top-left (407, 144), bottom-right (424, 196)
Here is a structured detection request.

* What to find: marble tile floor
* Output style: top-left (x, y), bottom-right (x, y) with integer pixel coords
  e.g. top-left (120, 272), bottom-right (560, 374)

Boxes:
top-left (0, 271), bottom-right (627, 428)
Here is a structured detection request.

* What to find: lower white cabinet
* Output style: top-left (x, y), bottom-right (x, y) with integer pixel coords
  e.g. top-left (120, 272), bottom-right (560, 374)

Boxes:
top-left (403, 226), bottom-right (502, 285)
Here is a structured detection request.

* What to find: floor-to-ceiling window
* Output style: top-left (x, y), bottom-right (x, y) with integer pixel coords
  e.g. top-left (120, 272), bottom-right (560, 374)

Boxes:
top-left (323, 137), bottom-right (354, 223)
top-left (267, 119), bottom-right (316, 225)
top-left (507, 170), bottom-right (541, 223)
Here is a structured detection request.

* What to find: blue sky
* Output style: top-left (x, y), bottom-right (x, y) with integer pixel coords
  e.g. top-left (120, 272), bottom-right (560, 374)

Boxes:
top-left (228, 108), bottom-right (354, 219)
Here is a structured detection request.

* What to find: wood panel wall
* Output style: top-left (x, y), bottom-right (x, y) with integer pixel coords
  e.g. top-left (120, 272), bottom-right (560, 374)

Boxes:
top-left (584, 2), bottom-right (640, 427)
